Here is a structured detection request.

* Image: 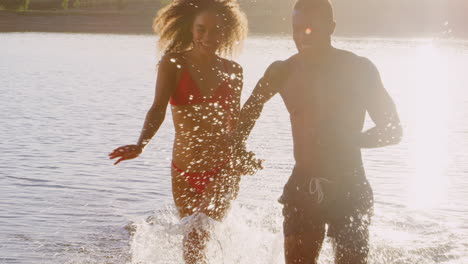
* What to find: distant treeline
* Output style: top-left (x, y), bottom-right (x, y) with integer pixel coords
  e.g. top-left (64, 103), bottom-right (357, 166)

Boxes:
top-left (0, 0), bottom-right (290, 14)
top-left (0, 0), bottom-right (294, 33)
top-left (1, 0), bottom-right (466, 37)
top-left (0, 0), bottom-right (170, 10)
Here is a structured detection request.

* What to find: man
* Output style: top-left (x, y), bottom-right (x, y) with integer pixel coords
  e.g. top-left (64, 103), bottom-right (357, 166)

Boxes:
top-left (237, 0), bottom-right (402, 263)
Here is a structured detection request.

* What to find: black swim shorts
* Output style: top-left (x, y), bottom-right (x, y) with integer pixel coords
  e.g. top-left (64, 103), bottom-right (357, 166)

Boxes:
top-left (279, 168), bottom-right (374, 238)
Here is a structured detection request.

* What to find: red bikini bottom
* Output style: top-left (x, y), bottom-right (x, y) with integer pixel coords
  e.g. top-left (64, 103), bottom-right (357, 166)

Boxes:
top-left (172, 159), bottom-right (230, 194)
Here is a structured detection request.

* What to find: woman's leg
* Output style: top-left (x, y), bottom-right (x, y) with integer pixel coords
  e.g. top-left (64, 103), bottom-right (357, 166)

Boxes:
top-left (202, 170), bottom-right (241, 220)
top-left (172, 168), bottom-right (212, 264)
top-left (172, 168), bottom-right (241, 263)
top-left (183, 227), bottom-right (209, 264)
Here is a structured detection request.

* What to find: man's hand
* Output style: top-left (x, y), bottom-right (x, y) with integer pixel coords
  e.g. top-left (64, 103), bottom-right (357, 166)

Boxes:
top-left (232, 141), bottom-right (263, 176)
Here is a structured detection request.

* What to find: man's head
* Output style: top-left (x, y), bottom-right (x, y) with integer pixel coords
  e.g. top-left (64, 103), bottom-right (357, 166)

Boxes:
top-left (292, 0), bottom-right (336, 54)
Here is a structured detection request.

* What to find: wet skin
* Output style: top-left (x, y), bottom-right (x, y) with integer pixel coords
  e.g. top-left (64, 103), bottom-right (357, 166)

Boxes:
top-left (237, 6), bottom-right (402, 264)
top-left (109, 10), bottom-right (243, 264)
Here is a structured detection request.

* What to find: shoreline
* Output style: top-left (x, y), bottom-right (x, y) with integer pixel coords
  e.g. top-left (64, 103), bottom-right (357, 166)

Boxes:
top-left (0, 10), bottom-right (156, 34)
top-left (0, 10), bottom-right (293, 35)
top-left (1, 10), bottom-right (466, 39)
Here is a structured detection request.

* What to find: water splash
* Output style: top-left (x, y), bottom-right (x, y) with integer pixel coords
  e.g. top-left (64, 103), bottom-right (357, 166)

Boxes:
top-left (128, 202), bottom-right (284, 264)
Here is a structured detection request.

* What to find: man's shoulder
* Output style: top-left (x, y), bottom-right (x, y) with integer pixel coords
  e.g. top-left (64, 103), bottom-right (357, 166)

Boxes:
top-left (332, 49), bottom-right (382, 91)
top-left (265, 55), bottom-right (298, 77)
top-left (332, 48), bottom-right (375, 69)
top-left (266, 59), bottom-right (288, 73)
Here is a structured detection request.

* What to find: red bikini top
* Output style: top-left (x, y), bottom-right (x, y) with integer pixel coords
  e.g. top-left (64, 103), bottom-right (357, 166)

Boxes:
top-left (170, 60), bottom-right (234, 107)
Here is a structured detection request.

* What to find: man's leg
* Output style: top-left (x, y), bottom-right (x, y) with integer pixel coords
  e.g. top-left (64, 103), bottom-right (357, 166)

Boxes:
top-left (282, 199), bottom-right (326, 264)
top-left (284, 225), bottom-right (326, 264)
top-left (332, 219), bottom-right (370, 264)
top-left (330, 178), bottom-right (373, 264)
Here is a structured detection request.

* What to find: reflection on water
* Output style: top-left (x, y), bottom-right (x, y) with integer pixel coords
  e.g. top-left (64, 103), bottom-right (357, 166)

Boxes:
top-left (406, 42), bottom-right (451, 210)
top-left (0, 33), bottom-right (467, 263)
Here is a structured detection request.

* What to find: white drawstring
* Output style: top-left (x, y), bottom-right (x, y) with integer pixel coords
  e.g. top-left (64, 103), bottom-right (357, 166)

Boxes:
top-left (309, 177), bottom-right (332, 204)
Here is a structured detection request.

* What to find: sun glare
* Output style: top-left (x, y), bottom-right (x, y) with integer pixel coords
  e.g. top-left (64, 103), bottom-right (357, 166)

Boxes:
top-left (406, 42), bottom-right (451, 210)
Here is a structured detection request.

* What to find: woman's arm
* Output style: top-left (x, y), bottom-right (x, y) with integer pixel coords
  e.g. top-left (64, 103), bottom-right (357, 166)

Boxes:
top-left (136, 55), bottom-right (177, 149)
top-left (109, 54), bottom-right (177, 165)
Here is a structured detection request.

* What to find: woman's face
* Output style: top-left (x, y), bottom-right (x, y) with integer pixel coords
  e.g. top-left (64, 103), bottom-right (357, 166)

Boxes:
top-left (191, 10), bottom-right (225, 55)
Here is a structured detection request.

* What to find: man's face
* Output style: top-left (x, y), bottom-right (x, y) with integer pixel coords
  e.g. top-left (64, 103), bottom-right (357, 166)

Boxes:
top-left (292, 8), bottom-right (335, 54)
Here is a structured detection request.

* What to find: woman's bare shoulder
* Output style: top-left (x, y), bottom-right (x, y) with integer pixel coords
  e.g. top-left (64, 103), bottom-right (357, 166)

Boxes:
top-left (220, 57), bottom-right (243, 75)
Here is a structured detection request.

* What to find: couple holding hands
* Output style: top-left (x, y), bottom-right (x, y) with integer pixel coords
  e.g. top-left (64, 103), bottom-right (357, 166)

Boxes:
top-left (109, 0), bottom-right (402, 263)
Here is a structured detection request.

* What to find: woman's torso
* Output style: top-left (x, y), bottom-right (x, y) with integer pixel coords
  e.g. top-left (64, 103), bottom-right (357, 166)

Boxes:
top-left (169, 53), bottom-right (240, 172)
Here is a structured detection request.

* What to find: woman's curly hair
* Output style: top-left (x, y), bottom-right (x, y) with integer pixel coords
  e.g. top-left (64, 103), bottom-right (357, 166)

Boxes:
top-left (153, 0), bottom-right (248, 56)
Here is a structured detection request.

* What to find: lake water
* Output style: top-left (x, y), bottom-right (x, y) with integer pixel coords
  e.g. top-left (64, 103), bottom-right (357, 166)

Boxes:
top-left (1, 33), bottom-right (467, 264)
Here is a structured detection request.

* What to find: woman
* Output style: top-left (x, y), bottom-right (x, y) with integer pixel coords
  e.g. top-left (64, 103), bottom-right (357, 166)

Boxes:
top-left (108, 0), bottom-right (259, 263)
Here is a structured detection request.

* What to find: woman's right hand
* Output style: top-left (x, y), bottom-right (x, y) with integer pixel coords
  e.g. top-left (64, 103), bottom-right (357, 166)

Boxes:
top-left (108, 145), bottom-right (143, 165)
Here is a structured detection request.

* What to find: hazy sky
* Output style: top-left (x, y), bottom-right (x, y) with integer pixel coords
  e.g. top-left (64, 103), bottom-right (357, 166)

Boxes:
top-left (241, 0), bottom-right (467, 37)
top-left (331, 0), bottom-right (466, 37)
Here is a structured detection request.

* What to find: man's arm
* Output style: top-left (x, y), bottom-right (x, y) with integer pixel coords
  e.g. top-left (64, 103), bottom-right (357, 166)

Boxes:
top-left (359, 58), bottom-right (403, 148)
top-left (236, 61), bottom-right (285, 144)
